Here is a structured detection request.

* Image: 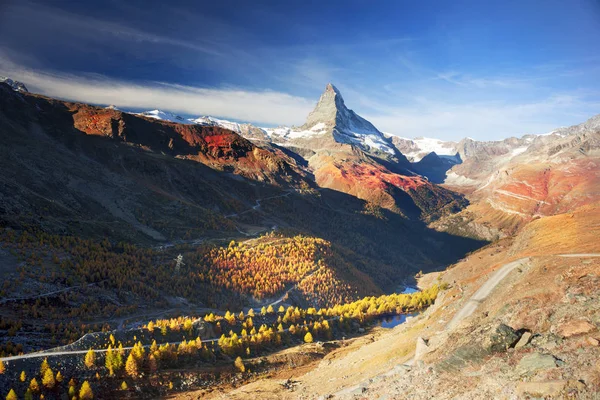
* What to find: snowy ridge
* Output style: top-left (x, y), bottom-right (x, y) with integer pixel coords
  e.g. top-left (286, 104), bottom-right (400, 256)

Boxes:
top-left (192, 116), bottom-right (243, 132)
top-left (0, 76), bottom-right (28, 92)
top-left (392, 136), bottom-right (459, 162)
top-left (134, 111), bottom-right (270, 140)
top-left (137, 109), bottom-right (193, 124)
top-left (264, 122), bottom-right (328, 140)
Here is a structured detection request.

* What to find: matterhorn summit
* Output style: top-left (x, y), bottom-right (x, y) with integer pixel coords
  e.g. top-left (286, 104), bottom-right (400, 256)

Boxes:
top-left (266, 83), bottom-right (396, 156)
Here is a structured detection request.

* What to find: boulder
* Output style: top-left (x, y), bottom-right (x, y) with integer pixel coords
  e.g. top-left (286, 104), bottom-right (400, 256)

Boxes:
top-left (485, 323), bottom-right (521, 352)
top-left (414, 337), bottom-right (431, 361)
top-left (555, 320), bottom-right (597, 338)
top-left (514, 331), bottom-right (532, 349)
top-left (518, 353), bottom-right (559, 373)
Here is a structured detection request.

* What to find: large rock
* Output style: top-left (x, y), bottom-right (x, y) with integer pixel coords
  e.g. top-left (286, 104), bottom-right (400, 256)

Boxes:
top-left (414, 337), bottom-right (431, 361)
top-left (555, 319), bottom-right (597, 338)
top-left (518, 353), bottom-right (559, 373)
top-left (514, 331), bottom-right (532, 349)
top-left (484, 323), bottom-right (521, 352)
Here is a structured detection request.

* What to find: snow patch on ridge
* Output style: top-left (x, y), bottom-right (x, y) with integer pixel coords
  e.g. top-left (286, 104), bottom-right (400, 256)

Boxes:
top-left (399, 137), bottom-right (458, 162)
top-left (138, 110), bottom-right (192, 124)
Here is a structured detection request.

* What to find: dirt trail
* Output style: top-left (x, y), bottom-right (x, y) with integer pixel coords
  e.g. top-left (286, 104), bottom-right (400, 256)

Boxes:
top-left (446, 257), bottom-right (529, 330)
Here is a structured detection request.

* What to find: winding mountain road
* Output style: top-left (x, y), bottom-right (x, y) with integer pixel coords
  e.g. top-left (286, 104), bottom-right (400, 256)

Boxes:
top-left (224, 191), bottom-right (293, 218)
top-left (445, 257), bottom-right (529, 330)
top-left (334, 253), bottom-right (600, 397)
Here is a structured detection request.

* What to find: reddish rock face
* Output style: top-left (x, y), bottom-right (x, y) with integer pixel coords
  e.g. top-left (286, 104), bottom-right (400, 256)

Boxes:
top-left (0, 87), bottom-right (308, 187)
top-left (314, 156), bottom-right (466, 220)
top-left (555, 319), bottom-right (597, 338)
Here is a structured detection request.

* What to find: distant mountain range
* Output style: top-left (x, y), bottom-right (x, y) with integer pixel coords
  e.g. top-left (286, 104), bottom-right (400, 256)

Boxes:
top-left (129, 83), bottom-right (598, 192)
top-left (124, 82), bottom-right (600, 232)
top-left (2, 77), bottom-right (598, 240)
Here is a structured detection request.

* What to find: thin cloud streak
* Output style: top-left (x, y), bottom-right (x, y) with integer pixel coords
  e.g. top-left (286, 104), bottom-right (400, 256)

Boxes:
top-left (366, 94), bottom-right (600, 140)
top-left (0, 60), bottom-right (314, 126)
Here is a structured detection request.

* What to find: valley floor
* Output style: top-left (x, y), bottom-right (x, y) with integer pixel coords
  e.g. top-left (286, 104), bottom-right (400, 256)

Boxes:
top-left (179, 203), bottom-right (600, 399)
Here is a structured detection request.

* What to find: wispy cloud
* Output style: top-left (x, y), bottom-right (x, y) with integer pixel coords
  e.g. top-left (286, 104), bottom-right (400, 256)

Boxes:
top-left (364, 93), bottom-right (600, 140)
top-left (0, 57), bottom-right (314, 126)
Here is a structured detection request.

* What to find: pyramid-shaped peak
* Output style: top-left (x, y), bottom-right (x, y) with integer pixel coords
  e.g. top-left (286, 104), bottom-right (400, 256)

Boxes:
top-left (325, 82), bottom-right (341, 94)
top-left (323, 83), bottom-right (344, 103)
top-left (293, 83), bottom-right (394, 154)
top-left (302, 83), bottom-right (347, 130)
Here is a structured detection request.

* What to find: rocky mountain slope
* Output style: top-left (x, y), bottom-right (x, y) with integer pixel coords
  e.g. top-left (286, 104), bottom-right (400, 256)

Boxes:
top-left (149, 83), bottom-right (468, 220)
top-left (262, 84), bottom-right (467, 220)
top-left (433, 115), bottom-right (600, 240)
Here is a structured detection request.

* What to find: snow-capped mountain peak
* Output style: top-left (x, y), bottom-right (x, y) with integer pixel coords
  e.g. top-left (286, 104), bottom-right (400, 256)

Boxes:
top-left (276, 83), bottom-right (396, 155)
top-left (137, 109), bottom-right (192, 124)
top-left (391, 136), bottom-right (459, 162)
top-left (0, 76), bottom-right (28, 92)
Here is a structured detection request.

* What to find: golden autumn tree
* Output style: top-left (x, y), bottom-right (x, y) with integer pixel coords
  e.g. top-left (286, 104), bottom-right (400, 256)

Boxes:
top-left (0, 360), bottom-right (5, 374)
top-left (125, 353), bottom-right (138, 377)
top-left (148, 354), bottom-right (158, 373)
top-left (79, 380), bottom-right (94, 400)
top-left (29, 378), bottom-right (40, 393)
top-left (304, 332), bottom-right (313, 343)
top-left (5, 389), bottom-right (17, 400)
top-left (42, 368), bottom-right (55, 389)
top-left (84, 348), bottom-right (96, 368)
top-left (234, 356), bottom-right (245, 373)
top-left (40, 358), bottom-right (49, 376)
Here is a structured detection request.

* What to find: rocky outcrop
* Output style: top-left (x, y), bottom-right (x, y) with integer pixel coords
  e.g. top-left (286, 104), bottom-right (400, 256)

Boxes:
top-left (0, 76), bottom-right (28, 92)
top-left (554, 319), bottom-right (597, 338)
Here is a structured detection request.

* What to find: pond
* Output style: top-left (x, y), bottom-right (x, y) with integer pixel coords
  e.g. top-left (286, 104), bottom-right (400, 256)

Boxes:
top-left (400, 286), bottom-right (419, 294)
top-left (376, 312), bottom-right (418, 329)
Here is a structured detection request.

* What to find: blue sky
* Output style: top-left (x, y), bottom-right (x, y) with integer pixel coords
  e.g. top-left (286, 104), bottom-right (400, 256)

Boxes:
top-left (1, 0), bottom-right (600, 140)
